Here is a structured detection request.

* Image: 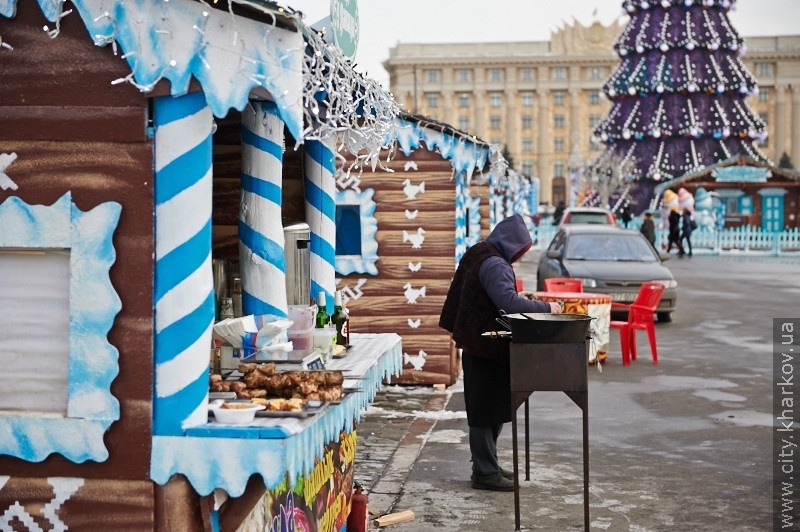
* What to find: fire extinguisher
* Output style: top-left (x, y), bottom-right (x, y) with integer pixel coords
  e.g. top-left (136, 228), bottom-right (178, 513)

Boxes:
top-left (346, 481), bottom-right (369, 532)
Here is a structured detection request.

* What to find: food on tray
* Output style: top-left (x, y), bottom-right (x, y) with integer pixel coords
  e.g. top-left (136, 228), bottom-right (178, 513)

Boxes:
top-left (332, 344), bottom-right (347, 357)
top-left (210, 364), bottom-right (343, 401)
top-left (221, 402), bottom-right (257, 410)
top-left (265, 397), bottom-right (304, 412)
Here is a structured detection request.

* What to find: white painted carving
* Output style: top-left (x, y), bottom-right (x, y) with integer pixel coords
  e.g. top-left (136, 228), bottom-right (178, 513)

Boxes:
top-left (0, 152), bottom-right (18, 191)
top-left (403, 350), bottom-right (427, 371)
top-left (403, 161), bottom-right (418, 171)
top-left (404, 209), bottom-right (418, 220)
top-left (336, 168), bottom-right (361, 193)
top-left (44, 477), bottom-right (84, 531)
top-left (337, 278), bottom-right (367, 302)
top-left (1, 502), bottom-right (43, 531)
top-left (402, 227), bottom-right (426, 249)
top-left (408, 261), bottom-right (422, 272)
top-left (402, 178), bottom-right (425, 200)
top-left (407, 318), bottom-right (421, 329)
top-left (403, 283), bottom-right (426, 304)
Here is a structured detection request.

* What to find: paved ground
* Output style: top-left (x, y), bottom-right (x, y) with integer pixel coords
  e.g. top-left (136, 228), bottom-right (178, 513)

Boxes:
top-left (352, 252), bottom-right (800, 531)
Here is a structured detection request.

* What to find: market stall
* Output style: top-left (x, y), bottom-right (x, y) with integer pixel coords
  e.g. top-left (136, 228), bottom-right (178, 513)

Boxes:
top-left (0, 1), bottom-right (402, 530)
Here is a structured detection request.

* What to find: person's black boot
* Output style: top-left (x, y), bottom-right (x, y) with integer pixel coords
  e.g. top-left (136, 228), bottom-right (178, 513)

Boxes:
top-left (471, 472), bottom-right (515, 492)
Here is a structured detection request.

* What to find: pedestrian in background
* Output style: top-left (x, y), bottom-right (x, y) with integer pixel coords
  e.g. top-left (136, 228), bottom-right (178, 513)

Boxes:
top-left (666, 206), bottom-right (685, 256)
top-left (552, 201), bottom-right (566, 225)
top-left (681, 208), bottom-right (694, 257)
top-left (640, 211), bottom-right (656, 248)
top-left (619, 204), bottom-right (632, 227)
top-left (439, 214), bottom-right (562, 492)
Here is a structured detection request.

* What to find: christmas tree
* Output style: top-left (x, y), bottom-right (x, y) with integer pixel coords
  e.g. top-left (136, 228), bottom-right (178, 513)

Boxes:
top-left (593, 0), bottom-right (769, 210)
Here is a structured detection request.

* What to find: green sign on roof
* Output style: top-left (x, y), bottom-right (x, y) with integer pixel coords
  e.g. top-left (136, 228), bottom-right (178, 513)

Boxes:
top-left (330, 0), bottom-right (359, 60)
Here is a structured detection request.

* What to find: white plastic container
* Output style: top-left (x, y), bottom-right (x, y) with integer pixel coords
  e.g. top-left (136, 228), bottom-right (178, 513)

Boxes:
top-left (288, 304), bottom-right (315, 350)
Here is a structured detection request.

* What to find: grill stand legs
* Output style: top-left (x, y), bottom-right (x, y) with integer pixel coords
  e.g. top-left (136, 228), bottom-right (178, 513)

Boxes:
top-left (509, 341), bottom-right (589, 531)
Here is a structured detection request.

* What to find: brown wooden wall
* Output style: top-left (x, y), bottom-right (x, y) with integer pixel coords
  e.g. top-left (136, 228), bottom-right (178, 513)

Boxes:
top-left (339, 149), bottom-right (464, 385)
top-left (0, 3), bottom-right (159, 527)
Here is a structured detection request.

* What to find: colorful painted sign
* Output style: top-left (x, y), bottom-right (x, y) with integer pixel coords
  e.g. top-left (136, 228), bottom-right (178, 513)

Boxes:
top-left (241, 430), bottom-right (358, 532)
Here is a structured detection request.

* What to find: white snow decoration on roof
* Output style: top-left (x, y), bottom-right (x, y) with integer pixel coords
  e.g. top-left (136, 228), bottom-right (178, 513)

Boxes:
top-left (394, 118), bottom-right (489, 183)
top-left (80, 0), bottom-right (304, 138)
top-left (0, 0), bottom-right (306, 139)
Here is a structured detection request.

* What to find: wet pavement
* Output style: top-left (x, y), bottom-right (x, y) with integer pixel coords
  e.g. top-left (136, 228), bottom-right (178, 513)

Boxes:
top-left (352, 252), bottom-right (800, 531)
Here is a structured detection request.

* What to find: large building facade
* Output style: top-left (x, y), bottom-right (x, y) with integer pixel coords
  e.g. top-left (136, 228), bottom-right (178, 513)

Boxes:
top-left (384, 19), bottom-right (800, 206)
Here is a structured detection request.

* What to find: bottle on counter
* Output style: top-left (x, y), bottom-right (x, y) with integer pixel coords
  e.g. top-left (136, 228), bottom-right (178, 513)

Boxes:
top-left (331, 290), bottom-right (350, 346)
top-left (315, 291), bottom-right (330, 328)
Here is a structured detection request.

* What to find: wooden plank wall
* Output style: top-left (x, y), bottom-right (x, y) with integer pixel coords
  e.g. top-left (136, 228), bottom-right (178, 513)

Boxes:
top-left (0, 3), bottom-right (159, 528)
top-left (339, 149), bottom-right (462, 385)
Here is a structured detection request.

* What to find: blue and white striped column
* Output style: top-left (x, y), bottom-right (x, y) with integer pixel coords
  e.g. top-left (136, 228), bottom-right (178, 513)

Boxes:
top-left (304, 138), bottom-right (337, 314)
top-left (240, 100), bottom-right (288, 318)
top-left (153, 91), bottom-right (215, 435)
top-left (454, 170), bottom-right (468, 265)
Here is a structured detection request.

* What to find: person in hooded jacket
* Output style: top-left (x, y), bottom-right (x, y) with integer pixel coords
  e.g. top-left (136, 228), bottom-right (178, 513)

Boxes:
top-left (439, 214), bottom-right (562, 492)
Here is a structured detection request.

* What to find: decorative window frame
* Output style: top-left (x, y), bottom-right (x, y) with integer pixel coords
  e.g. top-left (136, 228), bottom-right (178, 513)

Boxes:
top-left (0, 193), bottom-right (122, 463)
top-left (335, 188), bottom-right (378, 275)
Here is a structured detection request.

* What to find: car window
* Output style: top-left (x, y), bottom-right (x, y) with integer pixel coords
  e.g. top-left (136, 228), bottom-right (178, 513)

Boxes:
top-left (565, 212), bottom-right (610, 224)
top-left (565, 234), bottom-right (658, 262)
top-left (548, 232), bottom-right (566, 253)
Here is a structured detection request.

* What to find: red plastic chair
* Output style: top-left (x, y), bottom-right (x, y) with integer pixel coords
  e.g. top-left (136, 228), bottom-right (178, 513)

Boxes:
top-left (544, 277), bottom-right (583, 293)
top-left (609, 282), bottom-right (665, 365)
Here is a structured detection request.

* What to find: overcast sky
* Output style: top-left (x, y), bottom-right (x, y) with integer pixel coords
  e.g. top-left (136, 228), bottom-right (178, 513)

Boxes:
top-left (289, 0), bottom-right (800, 87)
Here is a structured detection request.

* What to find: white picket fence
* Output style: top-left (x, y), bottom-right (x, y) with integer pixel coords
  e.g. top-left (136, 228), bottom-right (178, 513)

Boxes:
top-left (529, 223), bottom-right (800, 256)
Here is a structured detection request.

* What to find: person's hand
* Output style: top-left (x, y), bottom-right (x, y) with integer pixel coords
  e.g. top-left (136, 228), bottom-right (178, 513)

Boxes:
top-left (519, 291), bottom-right (536, 300)
top-left (549, 301), bottom-right (564, 314)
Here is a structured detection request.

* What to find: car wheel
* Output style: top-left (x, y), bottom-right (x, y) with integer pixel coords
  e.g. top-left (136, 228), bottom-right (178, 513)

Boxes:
top-left (657, 311), bottom-right (672, 323)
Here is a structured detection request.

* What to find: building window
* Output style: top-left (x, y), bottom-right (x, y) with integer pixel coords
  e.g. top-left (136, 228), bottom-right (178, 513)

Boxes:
top-left (521, 91), bottom-right (534, 107)
top-left (757, 63), bottom-right (774, 77)
top-left (425, 69), bottom-right (441, 83)
top-left (589, 138), bottom-right (601, 151)
top-left (589, 91), bottom-right (601, 105)
top-left (554, 137), bottom-right (565, 152)
top-left (490, 137), bottom-right (502, 146)
top-left (554, 160), bottom-right (565, 178)
top-left (489, 68), bottom-right (504, 82)
top-left (425, 93), bottom-right (439, 108)
top-left (521, 115), bottom-right (533, 129)
top-left (335, 189), bottom-right (379, 275)
top-left (457, 93), bottom-right (471, 107)
top-left (522, 138), bottom-right (533, 152)
top-left (457, 69), bottom-right (472, 82)
top-left (458, 116), bottom-right (470, 131)
top-left (521, 161), bottom-right (534, 175)
top-left (553, 91), bottom-right (565, 106)
top-left (489, 92), bottom-right (503, 107)
top-left (588, 67), bottom-right (604, 80)
top-left (0, 195), bottom-right (122, 462)
top-left (589, 114), bottom-right (602, 128)
top-left (490, 115), bottom-right (502, 129)
top-left (552, 67), bottom-right (567, 81)
top-left (554, 114), bottom-right (565, 128)
top-left (758, 88), bottom-right (770, 103)
top-left (520, 68), bottom-right (534, 81)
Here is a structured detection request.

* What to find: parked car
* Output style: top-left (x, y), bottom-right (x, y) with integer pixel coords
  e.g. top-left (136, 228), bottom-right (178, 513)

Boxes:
top-left (560, 207), bottom-right (615, 226)
top-left (536, 225), bottom-right (677, 322)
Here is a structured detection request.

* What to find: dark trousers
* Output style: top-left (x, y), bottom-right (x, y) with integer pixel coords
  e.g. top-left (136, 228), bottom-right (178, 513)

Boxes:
top-left (682, 235), bottom-right (692, 256)
top-left (470, 424), bottom-right (504, 476)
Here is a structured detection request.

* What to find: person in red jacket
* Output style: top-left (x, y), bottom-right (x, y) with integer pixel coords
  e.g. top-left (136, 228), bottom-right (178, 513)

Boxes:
top-left (439, 214), bottom-right (562, 491)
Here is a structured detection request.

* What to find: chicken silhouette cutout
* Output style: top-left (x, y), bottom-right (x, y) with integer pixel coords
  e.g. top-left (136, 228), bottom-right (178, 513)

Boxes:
top-left (403, 350), bottom-right (427, 371)
top-left (408, 261), bottom-right (422, 272)
top-left (403, 283), bottom-right (426, 304)
top-left (402, 178), bottom-right (425, 200)
top-left (407, 318), bottom-right (421, 329)
top-left (402, 227), bottom-right (426, 249)
top-left (404, 209), bottom-right (419, 220)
